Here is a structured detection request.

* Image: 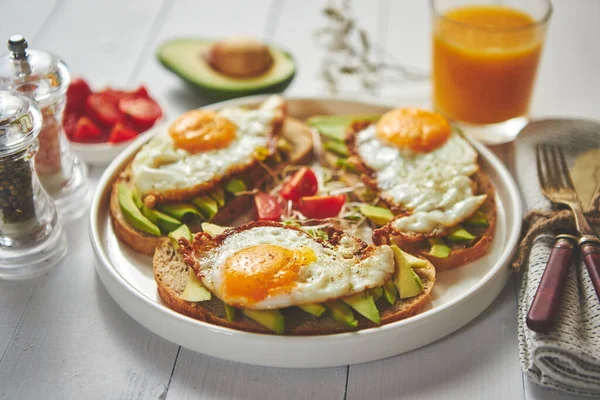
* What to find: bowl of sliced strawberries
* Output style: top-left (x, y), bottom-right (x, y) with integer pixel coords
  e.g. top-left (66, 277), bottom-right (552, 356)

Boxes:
top-left (64, 77), bottom-right (164, 166)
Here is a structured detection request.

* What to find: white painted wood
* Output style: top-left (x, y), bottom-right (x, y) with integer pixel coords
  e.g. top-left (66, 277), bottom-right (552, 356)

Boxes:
top-left (0, 0), bottom-right (58, 43)
top-left (167, 352), bottom-right (347, 400)
top-left (0, 1), bottom-right (180, 399)
top-left (346, 278), bottom-right (525, 400)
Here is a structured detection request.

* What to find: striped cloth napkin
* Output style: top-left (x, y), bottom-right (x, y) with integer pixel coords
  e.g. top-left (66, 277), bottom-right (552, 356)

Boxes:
top-left (514, 119), bottom-right (600, 397)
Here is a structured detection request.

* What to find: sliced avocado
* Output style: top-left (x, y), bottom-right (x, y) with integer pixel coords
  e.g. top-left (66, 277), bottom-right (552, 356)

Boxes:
top-left (180, 267), bottom-right (212, 302)
top-left (298, 304), bottom-right (326, 318)
top-left (307, 114), bottom-right (380, 142)
top-left (325, 301), bottom-right (358, 328)
top-left (201, 222), bottom-right (229, 236)
top-left (335, 158), bottom-right (360, 174)
top-left (117, 183), bottom-right (161, 236)
top-left (132, 188), bottom-right (144, 209)
top-left (224, 305), bottom-right (236, 322)
top-left (156, 203), bottom-right (203, 223)
top-left (465, 210), bottom-right (489, 227)
top-left (369, 287), bottom-right (383, 302)
top-left (447, 225), bottom-right (475, 243)
top-left (323, 141), bottom-right (349, 157)
top-left (359, 204), bottom-right (394, 226)
top-left (391, 245), bottom-right (424, 299)
top-left (142, 205), bottom-right (181, 233)
top-left (342, 292), bottom-right (380, 325)
top-left (411, 268), bottom-right (425, 292)
top-left (383, 280), bottom-right (398, 305)
top-left (209, 187), bottom-right (226, 208)
top-left (192, 195), bottom-right (219, 220)
top-left (428, 238), bottom-right (451, 258)
top-left (242, 309), bottom-right (285, 334)
top-left (157, 38), bottom-right (295, 101)
top-left (225, 178), bottom-right (246, 195)
top-left (168, 224), bottom-right (192, 250)
top-left (398, 248), bottom-right (429, 268)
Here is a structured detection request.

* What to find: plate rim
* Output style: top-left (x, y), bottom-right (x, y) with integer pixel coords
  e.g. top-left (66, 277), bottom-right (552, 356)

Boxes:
top-left (89, 94), bottom-right (522, 366)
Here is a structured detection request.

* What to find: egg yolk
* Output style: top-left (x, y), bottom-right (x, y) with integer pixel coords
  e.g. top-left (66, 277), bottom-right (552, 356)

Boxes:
top-left (168, 110), bottom-right (237, 153)
top-left (375, 108), bottom-right (451, 152)
top-left (222, 245), bottom-right (316, 305)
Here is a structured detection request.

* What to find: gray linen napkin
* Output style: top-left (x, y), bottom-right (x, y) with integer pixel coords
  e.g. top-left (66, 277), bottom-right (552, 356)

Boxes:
top-left (514, 119), bottom-right (600, 397)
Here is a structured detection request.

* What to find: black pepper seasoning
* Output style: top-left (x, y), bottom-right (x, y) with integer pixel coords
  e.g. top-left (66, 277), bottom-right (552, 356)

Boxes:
top-left (0, 150), bottom-right (36, 223)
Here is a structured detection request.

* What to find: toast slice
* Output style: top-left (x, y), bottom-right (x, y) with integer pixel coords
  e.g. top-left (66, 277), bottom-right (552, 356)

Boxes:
top-left (153, 236), bottom-right (435, 335)
top-left (321, 119), bottom-right (496, 270)
top-left (110, 117), bottom-right (313, 256)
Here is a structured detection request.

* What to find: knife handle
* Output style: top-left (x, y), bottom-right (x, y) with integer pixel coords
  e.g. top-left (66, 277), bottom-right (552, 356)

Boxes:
top-left (526, 235), bottom-right (576, 333)
top-left (580, 238), bottom-right (600, 301)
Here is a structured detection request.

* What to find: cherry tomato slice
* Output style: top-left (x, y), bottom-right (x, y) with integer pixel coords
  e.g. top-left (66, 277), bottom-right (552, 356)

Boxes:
top-left (86, 93), bottom-right (123, 126)
top-left (280, 167), bottom-right (318, 202)
top-left (118, 96), bottom-right (162, 129)
top-left (254, 192), bottom-right (282, 221)
top-left (108, 122), bottom-right (137, 144)
top-left (72, 116), bottom-right (102, 142)
top-left (66, 78), bottom-right (92, 114)
top-left (298, 194), bottom-right (346, 219)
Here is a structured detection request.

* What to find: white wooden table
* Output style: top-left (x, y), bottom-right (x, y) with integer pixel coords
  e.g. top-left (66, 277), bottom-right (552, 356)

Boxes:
top-left (1, 1), bottom-right (599, 399)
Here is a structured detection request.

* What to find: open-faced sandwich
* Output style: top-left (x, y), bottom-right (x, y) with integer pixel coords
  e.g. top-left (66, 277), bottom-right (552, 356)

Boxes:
top-left (110, 96), bottom-right (313, 255)
top-left (310, 108), bottom-right (496, 270)
top-left (153, 221), bottom-right (435, 335)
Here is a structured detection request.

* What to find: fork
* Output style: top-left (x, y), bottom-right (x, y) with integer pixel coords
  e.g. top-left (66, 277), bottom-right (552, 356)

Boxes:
top-left (535, 144), bottom-right (600, 300)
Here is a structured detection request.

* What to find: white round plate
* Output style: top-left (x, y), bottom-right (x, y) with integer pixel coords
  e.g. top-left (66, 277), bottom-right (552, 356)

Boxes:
top-left (90, 95), bottom-right (522, 368)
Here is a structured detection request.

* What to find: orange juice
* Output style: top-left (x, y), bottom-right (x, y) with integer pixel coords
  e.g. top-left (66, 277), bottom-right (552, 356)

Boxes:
top-left (433, 5), bottom-right (545, 124)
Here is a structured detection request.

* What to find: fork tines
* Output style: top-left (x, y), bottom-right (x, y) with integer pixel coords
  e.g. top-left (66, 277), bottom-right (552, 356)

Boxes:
top-left (536, 143), bottom-right (576, 194)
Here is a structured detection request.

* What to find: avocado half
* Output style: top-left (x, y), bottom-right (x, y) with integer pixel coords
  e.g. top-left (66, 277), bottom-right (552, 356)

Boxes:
top-left (157, 38), bottom-right (296, 101)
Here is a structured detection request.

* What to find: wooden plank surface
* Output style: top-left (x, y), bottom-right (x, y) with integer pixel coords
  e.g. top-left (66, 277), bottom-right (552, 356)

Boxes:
top-left (0, 1), bottom-right (180, 399)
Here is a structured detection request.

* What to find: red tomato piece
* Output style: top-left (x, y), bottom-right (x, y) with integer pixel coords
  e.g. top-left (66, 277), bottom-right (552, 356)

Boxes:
top-left (108, 122), bottom-right (137, 144)
top-left (63, 111), bottom-right (80, 139)
top-left (72, 116), bottom-right (102, 142)
top-left (118, 96), bottom-right (162, 130)
top-left (65, 78), bottom-right (92, 114)
top-left (298, 194), bottom-right (346, 219)
top-left (254, 192), bottom-right (282, 221)
top-left (279, 167), bottom-right (319, 202)
top-left (131, 85), bottom-right (150, 98)
top-left (86, 93), bottom-right (123, 126)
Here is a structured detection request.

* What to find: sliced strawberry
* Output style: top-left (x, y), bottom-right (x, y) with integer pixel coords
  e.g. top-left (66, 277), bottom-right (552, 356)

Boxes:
top-left (72, 116), bottom-right (102, 142)
top-left (131, 85), bottom-right (150, 98)
top-left (86, 93), bottom-right (123, 126)
top-left (108, 122), bottom-right (137, 144)
top-left (65, 78), bottom-right (92, 114)
top-left (118, 96), bottom-right (162, 130)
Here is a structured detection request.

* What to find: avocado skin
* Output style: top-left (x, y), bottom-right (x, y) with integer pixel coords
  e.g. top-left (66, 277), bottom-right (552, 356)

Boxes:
top-left (117, 183), bottom-right (161, 236)
top-left (325, 301), bottom-right (358, 328)
top-left (157, 39), bottom-right (296, 101)
top-left (242, 309), bottom-right (285, 334)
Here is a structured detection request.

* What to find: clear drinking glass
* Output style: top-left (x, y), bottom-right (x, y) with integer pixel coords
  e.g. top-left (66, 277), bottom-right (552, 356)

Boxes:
top-left (431, 0), bottom-right (552, 144)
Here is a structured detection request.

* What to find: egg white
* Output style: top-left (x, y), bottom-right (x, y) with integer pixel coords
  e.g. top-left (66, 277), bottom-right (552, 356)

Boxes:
top-left (355, 124), bottom-right (487, 234)
top-left (196, 226), bottom-right (395, 310)
top-left (131, 95), bottom-right (284, 196)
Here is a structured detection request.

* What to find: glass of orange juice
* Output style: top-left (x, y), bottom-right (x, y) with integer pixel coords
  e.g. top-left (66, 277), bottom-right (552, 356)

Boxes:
top-left (431, 0), bottom-right (552, 144)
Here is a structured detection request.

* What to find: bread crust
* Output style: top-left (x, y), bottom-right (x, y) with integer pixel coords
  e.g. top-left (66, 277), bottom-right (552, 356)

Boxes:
top-left (153, 238), bottom-right (435, 335)
top-left (110, 117), bottom-right (313, 256)
top-left (343, 119), bottom-right (496, 270)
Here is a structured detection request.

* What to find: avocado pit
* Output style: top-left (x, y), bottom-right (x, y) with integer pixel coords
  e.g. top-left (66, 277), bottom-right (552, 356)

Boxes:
top-left (206, 37), bottom-right (273, 78)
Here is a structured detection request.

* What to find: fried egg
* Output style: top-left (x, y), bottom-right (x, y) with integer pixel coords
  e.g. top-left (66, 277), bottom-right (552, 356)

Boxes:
top-left (187, 223), bottom-right (394, 310)
top-left (352, 108), bottom-right (487, 234)
top-left (131, 95), bottom-right (284, 197)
